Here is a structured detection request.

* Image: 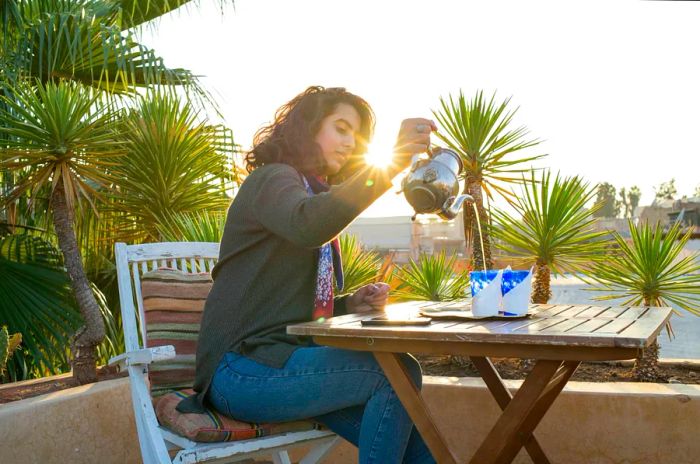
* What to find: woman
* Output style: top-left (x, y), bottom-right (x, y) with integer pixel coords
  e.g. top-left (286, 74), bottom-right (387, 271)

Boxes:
top-left (178, 86), bottom-right (436, 463)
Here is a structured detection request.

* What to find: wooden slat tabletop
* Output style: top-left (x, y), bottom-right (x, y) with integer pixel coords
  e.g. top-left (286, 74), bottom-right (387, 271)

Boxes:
top-left (287, 301), bottom-right (673, 349)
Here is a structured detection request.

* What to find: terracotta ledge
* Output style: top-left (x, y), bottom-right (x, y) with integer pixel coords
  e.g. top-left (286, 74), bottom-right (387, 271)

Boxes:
top-left (0, 371), bottom-right (72, 390)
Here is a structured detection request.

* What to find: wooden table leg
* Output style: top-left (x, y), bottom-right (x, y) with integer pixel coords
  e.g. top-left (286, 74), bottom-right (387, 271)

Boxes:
top-left (469, 359), bottom-right (577, 464)
top-left (517, 360), bottom-right (580, 446)
top-left (373, 352), bottom-right (459, 464)
top-left (470, 356), bottom-right (551, 464)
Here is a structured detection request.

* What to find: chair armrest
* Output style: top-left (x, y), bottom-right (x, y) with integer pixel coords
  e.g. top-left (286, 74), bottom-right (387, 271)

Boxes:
top-left (108, 345), bottom-right (176, 371)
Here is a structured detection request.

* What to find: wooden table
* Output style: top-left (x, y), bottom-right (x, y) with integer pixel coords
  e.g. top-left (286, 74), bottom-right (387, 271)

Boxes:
top-left (287, 301), bottom-right (672, 464)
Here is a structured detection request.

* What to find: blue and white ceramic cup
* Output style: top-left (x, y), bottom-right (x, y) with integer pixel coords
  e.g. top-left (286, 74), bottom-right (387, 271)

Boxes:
top-left (469, 269), bottom-right (503, 316)
top-left (470, 270), bottom-right (501, 296)
top-left (500, 269), bottom-right (532, 316)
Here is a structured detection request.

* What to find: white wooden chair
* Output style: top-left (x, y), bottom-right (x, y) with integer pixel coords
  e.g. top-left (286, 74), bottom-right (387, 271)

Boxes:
top-left (109, 242), bottom-right (340, 464)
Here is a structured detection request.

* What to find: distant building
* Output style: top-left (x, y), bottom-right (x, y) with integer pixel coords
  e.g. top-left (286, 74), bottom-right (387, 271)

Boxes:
top-left (636, 198), bottom-right (676, 226)
top-left (591, 217), bottom-right (631, 237)
top-left (344, 212), bottom-right (467, 263)
top-left (343, 216), bottom-right (416, 263)
top-left (414, 214), bottom-right (466, 258)
top-left (346, 203), bottom-right (700, 266)
top-left (667, 196), bottom-right (700, 227)
top-left (637, 196), bottom-right (700, 238)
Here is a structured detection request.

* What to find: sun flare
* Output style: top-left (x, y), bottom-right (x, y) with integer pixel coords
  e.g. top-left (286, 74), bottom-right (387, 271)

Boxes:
top-left (364, 141), bottom-right (393, 168)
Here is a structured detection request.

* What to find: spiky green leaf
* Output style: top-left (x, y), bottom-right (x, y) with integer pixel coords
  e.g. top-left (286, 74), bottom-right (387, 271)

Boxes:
top-left (392, 251), bottom-right (470, 302)
top-left (587, 221), bottom-right (700, 317)
top-left (490, 170), bottom-right (611, 275)
top-left (337, 234), bottom-right (383, 295)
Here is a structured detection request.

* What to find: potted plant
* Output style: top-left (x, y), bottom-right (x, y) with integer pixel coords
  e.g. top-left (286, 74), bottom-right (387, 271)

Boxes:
top-left (586, 220), bottom-right (700, 380)
top-left (489, 170), bottom-right (610, 303)
top-left (392, 251), bottom-right (470, 301)
top-left (432, 90), bottom-right (544, 270)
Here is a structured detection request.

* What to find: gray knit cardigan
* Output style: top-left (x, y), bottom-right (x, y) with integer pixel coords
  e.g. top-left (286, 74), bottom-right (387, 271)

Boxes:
top-left (178, 162), bottom-right (393, 412)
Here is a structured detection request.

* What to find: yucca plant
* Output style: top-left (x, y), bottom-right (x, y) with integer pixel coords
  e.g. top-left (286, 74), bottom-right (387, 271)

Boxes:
top-left (0, 1), bottom-right (234, 386)
top-left (336, 234), bottom-right (384, 295)
top-left (156, 211), bottom-right (227, 243)
top-left (0, 79), bottom-right (124, 383)
top-left (587, 221), bottom-right (700, 380)
top-left (110, 91), bottom-right (234, 242)
top-left (490, 171), bottom-right (611, 304)
top-left (432, 90), bottom-right (545, 270)
top-left (392, 251), bottom-right (470, 302)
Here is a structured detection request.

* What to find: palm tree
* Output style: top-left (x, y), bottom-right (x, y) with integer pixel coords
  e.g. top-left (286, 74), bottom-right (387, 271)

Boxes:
top-left (1, 0), bottom-right (225, 256)
top-left (629, 186), bottom-right (641, 215)
top-left (0, 80), bottom-right (124, 383)
top-left (392, 251), bottom-right (470, 302)
top-left (110, 91), bottom-right (234, 242)
top-left (490, 171), bottom-right (610, 304)
top-left (0, 1), bottom-right (233, 380)
top-left (587, 221), bottom-right (700, 380)
top-left (432, 90), bottom-right (545, 271)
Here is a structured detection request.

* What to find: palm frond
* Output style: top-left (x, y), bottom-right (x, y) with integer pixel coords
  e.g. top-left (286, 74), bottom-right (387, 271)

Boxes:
top-left (0, 79), bottom-right (123, 214)
top-left (0, 234), bottom-right (80, 381)
top-left (23, 13), bottom-right (196, 89)
top-left (2, 1), bottom-right (219, 113)
top-left (109, 91), bottom-right (234, 241)
top-left (432, 90), bottom-right (545, 201)
top-left (392, 251), bottom-right (469, 301)
top-left (431, 90), bottom-right (546, 270)
top-left (491, 170), bottom-right (610, 274)
top-left (116, 0), bottom-right (195, 29)
top-left (586, 221), bottom-right (700, 316)
top-left (337, 234), bottom-right (383, 295)
top-left (155, 210), bottom-right (226, 243)
top-left (117, 1), bottom-right (234, 30)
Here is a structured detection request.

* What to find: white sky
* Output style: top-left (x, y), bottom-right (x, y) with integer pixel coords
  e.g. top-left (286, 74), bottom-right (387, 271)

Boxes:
top-left (141, 0), bottom-right (700, 218)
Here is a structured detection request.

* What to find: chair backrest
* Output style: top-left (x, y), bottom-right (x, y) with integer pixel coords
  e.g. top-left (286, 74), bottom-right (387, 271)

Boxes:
top-left (114, 242), bottom-right (340, 464)
top-left (115, 242), bottom-right (220, 353)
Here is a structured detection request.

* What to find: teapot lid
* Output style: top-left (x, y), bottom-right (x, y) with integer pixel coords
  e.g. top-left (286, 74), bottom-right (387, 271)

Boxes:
top-left (431, 147), bottom-right (463, 172)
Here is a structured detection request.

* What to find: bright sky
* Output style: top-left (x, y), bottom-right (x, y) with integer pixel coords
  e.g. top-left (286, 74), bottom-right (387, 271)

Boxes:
top-left (142, 0), bottom-right (700, 218)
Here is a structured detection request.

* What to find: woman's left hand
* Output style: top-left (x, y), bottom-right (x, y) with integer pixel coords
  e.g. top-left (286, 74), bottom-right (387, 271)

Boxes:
top-left (346, 283), bottom-right (390, 313)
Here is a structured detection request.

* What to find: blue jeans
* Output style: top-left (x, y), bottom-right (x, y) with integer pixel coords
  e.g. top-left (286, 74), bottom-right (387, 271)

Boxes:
top-left (208, 346), bottom-right (436, 464)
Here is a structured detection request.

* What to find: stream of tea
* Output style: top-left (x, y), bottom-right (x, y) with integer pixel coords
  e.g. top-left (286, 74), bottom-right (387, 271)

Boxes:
top-left (472, 202), bottom-right (487, 272)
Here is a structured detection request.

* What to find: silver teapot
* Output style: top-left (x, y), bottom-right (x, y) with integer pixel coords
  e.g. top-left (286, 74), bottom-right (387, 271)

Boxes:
top-left (401, 147), bottom-right (474, 220)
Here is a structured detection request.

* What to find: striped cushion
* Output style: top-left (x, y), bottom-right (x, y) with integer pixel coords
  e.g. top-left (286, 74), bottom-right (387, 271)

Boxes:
top-left (141, 267), bottom-right (213, 399)
top-left (156, 389), bottom-right (318, 442)
top-left (141, 267), bottom-right (318, 443)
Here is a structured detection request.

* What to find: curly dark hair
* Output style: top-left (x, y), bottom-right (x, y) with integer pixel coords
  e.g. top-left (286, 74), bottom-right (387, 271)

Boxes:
top-left (245, 86), bottom-right (375, 179)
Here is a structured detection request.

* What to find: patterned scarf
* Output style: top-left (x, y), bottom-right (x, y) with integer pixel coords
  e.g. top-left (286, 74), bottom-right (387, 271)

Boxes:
top-left (302, 175), bottom-right (344, 321)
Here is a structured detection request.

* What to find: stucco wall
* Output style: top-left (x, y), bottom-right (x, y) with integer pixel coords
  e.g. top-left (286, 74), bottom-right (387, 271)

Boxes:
top-left (1, 375), bottom-right (698, 464)
top-left (0, 377), bottom-right (140, 464)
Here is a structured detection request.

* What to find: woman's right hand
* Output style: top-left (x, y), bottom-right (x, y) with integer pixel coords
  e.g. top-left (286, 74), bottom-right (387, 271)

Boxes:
top-left (391, 118), bottom-right (437, 174)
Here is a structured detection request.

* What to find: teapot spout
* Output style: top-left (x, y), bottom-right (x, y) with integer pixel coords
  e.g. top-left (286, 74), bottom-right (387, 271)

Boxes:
top-left (439, 194), bottom-right (475, 220)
